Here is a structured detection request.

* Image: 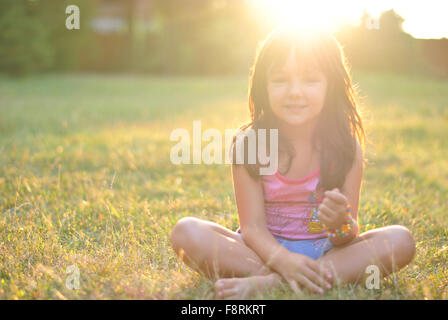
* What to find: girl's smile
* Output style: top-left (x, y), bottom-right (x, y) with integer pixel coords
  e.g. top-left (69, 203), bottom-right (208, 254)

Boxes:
top-left (284, 104), bottom-right (308, 112)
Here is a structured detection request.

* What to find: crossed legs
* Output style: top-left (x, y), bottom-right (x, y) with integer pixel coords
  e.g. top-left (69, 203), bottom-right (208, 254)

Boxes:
top-left (170, 217), bottom-right (416, 299)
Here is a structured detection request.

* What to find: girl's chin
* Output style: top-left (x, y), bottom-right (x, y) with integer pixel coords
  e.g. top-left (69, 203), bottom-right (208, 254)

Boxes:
top-left (279, 115), bottom-right (308, 126)
top-left (273, 110), bottom-right (321, 127)
top-left (271, 111), bottom-right (318, 128)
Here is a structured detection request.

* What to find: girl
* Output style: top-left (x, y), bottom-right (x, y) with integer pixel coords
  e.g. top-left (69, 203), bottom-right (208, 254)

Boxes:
top-left (170, 25), bottom-right (416, 299)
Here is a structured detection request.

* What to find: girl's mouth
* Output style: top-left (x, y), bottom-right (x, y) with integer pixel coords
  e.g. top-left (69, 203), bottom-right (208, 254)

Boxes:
top-left (285, 104), bottom-right (308, 111)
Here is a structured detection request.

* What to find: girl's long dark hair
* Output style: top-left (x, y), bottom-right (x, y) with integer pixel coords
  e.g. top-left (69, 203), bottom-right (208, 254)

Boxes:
top-left (231, 25), bottom-right (366, 191)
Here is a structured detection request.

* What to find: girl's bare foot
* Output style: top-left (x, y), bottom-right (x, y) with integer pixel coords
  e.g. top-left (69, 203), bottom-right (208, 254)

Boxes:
top-left (214, 273), bottom-right (283, 299)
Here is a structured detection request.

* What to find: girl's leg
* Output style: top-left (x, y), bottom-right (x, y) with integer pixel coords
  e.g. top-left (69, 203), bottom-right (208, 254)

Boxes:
top-left (170, 216), bottom-right (273, 279)
top-left (170, 217), bottom-right (283, 298)
top-left (317, 225), bottom-right (416, 284)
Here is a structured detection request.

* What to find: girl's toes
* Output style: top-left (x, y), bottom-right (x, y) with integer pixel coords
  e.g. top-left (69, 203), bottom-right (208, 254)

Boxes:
top-left (215, 278), bottom-right (236, 291)
top-left (217, 287), bottom-right (237, 299)
top-left (214, 279), bottom-right (225, 292)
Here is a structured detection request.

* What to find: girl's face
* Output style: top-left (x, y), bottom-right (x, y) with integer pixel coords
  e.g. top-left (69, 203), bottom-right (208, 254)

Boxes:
top-left (266, 50), bottom-right (328, 128)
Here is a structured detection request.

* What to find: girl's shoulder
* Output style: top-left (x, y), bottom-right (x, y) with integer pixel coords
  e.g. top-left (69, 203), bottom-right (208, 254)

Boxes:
top-left (233, 124), bottom-right (256, 139)
top-left (230, 124), bottom-right (259, 161)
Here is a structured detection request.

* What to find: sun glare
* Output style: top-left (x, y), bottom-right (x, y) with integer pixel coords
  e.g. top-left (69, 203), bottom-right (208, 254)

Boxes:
top-left (250, 0), bottom-right (448, 39)
top-left (251, 0), bottom-right (365, 32)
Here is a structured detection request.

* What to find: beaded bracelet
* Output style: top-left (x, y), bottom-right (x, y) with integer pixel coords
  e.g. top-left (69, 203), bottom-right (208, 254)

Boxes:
top-left (323, 206), bottom-right (353, 239)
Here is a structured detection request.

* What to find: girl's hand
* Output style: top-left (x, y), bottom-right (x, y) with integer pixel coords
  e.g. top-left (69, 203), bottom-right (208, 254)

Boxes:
top-left (273, 251), bottom-right (333, 295)
top-left (317, 188), bottom-right (349, 230)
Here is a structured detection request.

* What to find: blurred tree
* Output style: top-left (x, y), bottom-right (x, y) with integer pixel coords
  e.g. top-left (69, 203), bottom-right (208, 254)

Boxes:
top-left (336, 9), bottom-right (423, 74)
top-left (1, 1), bottom-right (445, 77)
top-left (37, 0), bottom-right (98, 71)
top-left (0, 0), bottom-right (53, 75)
top-left (418, 38), bottom-right (448, 77)
top-left (144, 0), bottom-right (260, 74)
top-left (0, 0), bottom-right (97, 75)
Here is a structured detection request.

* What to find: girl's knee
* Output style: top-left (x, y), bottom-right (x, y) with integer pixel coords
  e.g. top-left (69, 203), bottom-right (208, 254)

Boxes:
top-left (387, 225), bottom-right (416, 266)
top-left (170, 217), bottom-right (204, 252)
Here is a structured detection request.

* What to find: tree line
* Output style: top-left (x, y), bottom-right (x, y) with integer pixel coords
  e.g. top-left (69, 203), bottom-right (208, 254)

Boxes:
top-left (0, 0), bottom-right (446, 77)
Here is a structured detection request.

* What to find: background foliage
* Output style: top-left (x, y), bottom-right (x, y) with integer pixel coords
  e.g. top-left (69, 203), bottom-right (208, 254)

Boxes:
top-left (0, 0), bottom-right (446, 76)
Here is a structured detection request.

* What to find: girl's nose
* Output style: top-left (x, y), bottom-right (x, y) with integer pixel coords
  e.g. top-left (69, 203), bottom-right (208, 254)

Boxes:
top-left (288, 79), bottom-right (304, 97)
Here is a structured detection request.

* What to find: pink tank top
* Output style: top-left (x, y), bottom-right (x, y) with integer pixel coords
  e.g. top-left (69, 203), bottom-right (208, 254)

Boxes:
top-left (262, 167), bottom-right (327, 240)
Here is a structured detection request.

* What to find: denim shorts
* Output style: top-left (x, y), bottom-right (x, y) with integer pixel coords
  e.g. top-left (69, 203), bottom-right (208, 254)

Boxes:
top-left (236, 233), bottom-right (333, 260)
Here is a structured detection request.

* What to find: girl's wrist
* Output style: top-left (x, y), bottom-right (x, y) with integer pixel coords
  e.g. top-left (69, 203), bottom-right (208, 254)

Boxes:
top-left (323, 206), bottom-right (354, 239)
top-left (266, 243), bottom-right (290, 270)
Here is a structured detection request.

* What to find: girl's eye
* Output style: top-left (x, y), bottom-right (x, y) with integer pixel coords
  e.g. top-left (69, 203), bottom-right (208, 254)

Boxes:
top-left (305, 78), bottom-right (320, 83)
top-left (274, 79), bottom-right (287, 84)
top-left (303, 74), bottom-right (321, 83)
top-left (271, 76), bottom-right (287, 83)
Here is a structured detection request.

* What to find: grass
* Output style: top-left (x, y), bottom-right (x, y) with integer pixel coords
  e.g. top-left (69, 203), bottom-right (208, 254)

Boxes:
top-left (0, 72), bottom-right (447, 299)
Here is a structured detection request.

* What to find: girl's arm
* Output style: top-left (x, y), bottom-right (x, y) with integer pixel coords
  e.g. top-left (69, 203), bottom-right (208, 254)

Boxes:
top-left (231, 163), bottom-right (289, 267)
top-left (320, 140), bottom-right (364, 247)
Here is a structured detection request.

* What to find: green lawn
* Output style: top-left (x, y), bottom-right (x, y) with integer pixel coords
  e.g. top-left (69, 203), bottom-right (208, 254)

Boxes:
top-left (0, 72), bottom-right (447, 299)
